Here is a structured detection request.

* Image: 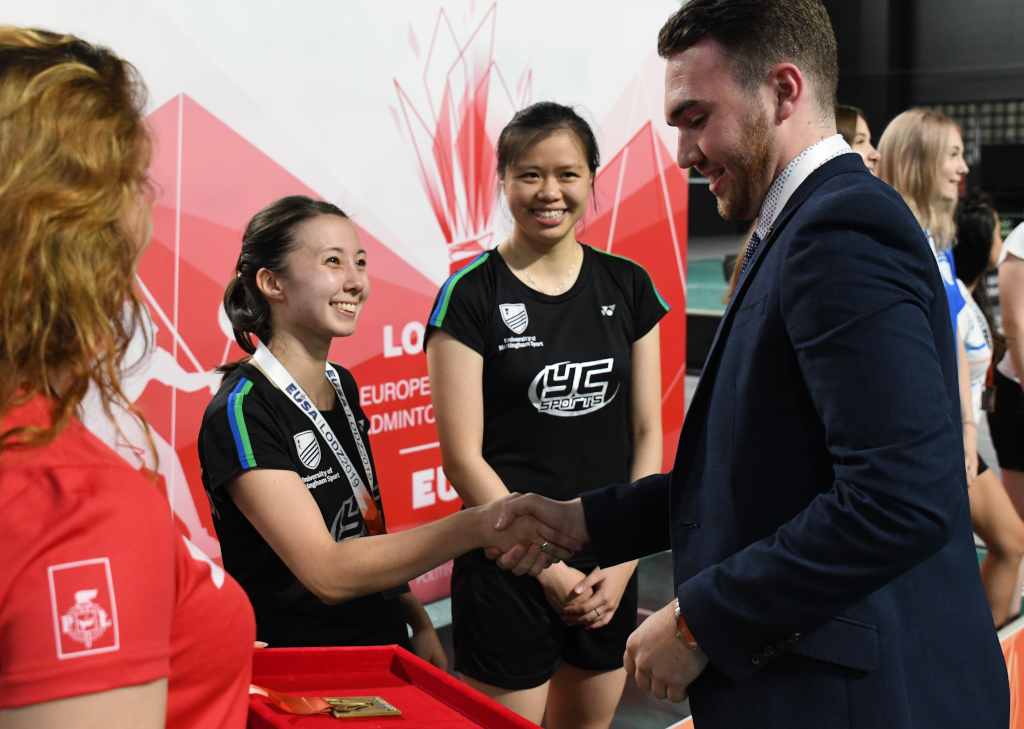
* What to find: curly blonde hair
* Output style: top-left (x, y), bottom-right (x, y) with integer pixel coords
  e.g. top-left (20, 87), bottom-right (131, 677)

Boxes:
top-left (0, 27), bottom-right (153, 454)
top-left (877, 108), bottom-right (961, 248)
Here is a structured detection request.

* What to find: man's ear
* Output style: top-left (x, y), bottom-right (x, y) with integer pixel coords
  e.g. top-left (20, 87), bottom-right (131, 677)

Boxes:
top-left (255, 267), bottom-right (285, 302)
top-left (769, 62), bottom-right (805, 123)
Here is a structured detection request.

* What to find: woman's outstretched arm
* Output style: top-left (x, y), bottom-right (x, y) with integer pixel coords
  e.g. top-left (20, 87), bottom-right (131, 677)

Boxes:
top-left (226, 472), bottom-right (580, 604)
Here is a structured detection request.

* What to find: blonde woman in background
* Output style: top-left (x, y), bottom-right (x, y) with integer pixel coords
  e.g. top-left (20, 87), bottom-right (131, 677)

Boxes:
top-left (878, 108), bottom-right (975, 481)
top-left (878, 110), bottom-right (1023, 626)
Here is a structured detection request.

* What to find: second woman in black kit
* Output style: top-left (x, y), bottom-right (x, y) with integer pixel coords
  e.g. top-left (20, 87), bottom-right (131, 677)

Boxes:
top-left (426, 103), bottom-right (668, 728)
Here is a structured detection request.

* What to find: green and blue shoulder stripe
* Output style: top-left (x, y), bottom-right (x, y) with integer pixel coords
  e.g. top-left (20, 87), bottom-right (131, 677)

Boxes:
top-left (226, 378), bottom-right (257, 469)
top-left (427, 250), bottom-right (492, 328)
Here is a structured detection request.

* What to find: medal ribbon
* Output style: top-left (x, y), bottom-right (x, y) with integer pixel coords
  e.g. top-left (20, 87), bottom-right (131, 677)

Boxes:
top-left (252, 342), bottom-right (385, 535)
top-left (250, 684), bottom-right (332, 715)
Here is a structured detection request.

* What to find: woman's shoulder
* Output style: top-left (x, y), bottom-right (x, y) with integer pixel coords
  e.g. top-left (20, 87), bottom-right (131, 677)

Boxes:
top-left (585, 245), bottom-right (667, 305)
top-left (2, 398), bottom-right (138, 477)
top-left (428, 250), bottom-right (498, 328)
top-left (586, 245), bottom-right (654, 282)
top-left (444, 249), bottom-right (498, 282)
top-left (202, 362), bottom-right (279, 430)
top-left (435, 250), bottom-right (497, 292)
top-left (2, 418), bottom-right (174, 535)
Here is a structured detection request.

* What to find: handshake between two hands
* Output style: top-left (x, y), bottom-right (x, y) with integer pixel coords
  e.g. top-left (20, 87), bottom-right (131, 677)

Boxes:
top-left (473, 492), bottom-right (710, 704)
top-left (476, 493), bottom-right (589, 576)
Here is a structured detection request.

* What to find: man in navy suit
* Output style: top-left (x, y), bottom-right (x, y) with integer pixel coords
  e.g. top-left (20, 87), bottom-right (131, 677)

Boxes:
top-left (492, 0), bottom-right (1010, 725)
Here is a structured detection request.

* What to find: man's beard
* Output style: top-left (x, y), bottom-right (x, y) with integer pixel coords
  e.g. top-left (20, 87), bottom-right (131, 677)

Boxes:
top-left (715, 105), bottom-right (773, 221)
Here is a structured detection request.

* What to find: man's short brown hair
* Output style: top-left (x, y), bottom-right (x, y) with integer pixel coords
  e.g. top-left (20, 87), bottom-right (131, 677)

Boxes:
top-left (658, 0), bottom-right (838, 120)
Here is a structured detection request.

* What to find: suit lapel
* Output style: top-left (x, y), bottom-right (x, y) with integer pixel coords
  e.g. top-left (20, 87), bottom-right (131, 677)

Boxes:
top-left (674, 155), bottom-right (863, 469)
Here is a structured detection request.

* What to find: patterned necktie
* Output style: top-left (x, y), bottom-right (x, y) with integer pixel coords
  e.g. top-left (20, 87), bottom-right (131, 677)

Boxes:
top-left (739, 231), bottom-right (762, 276)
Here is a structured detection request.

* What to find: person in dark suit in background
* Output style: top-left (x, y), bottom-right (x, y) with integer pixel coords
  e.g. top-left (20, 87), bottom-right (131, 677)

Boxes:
top-left (489, 0), bottom-right (1010, 725)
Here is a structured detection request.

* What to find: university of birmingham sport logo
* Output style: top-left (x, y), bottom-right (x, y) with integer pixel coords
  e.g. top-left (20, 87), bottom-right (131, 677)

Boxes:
top-left (294, 430), bottom-right (321, 469)
top-left (528, 358), bottom-right (618, 417)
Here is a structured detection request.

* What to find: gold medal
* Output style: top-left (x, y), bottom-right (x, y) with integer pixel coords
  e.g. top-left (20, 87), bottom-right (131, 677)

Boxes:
top-left (324, 696), bottom-right (402, 718)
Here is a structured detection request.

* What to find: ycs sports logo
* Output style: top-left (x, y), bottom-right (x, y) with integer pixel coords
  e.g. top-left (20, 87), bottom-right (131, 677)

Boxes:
top-left (528, 358), bottom-right (618, 417)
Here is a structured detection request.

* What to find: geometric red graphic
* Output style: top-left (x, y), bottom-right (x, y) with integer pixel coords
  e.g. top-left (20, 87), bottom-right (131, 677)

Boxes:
top-left (580, 122), bottom-right (689, 468)
top-left (395, 3), bottom-right (531, 273)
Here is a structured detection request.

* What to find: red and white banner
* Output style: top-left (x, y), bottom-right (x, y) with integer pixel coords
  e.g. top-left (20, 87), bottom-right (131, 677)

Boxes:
top-left (9, 1), bottom-right (688, 601)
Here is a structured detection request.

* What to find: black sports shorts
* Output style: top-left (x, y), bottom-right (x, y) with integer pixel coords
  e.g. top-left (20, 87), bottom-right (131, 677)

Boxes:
top-left (450, 550), bottom-right (638, 690)
top-left (989, 368), bottom-right (1024, 472)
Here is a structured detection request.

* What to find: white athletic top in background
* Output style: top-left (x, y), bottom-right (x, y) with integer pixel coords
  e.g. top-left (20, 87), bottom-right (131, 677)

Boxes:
top-left (956, 279), bottom-right (993, 422)
top-left (997, 222), bottom-right (1024, 383)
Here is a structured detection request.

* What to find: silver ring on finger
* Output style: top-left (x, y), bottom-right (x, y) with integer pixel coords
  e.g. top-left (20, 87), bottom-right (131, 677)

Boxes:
top-left (540, 541), bottom-right (549, 552)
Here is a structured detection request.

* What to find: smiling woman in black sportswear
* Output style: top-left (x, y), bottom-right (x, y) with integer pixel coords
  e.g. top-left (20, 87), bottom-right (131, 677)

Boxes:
top-left (425, 103), bottom-right (669, 729)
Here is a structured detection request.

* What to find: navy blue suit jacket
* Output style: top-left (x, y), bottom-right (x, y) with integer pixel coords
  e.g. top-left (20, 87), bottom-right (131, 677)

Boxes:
top-left (581, 154), bottom-right (1009, 727)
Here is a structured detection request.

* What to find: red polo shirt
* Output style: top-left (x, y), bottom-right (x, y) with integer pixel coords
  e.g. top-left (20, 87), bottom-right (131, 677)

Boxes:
top-left (0, 396), bottom-right (254, 727)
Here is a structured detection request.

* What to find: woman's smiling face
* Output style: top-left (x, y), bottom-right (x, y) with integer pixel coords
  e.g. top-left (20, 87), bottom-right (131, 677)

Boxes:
top-left (851, 115), bottom-right (880, 174)
top-left (501, 130), bottom-right (593, 247)
top-left (273, 214), bottom-right (369, 342)
top-left (938, 127), bottom-right (969, 202)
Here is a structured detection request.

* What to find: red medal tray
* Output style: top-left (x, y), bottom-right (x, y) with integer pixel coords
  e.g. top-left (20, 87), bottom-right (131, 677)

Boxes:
top-left (249, 645), bottom-right (539, 728)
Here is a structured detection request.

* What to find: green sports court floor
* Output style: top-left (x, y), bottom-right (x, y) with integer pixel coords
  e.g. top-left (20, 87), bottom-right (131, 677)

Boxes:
top-left (686, 258), bottom-right (729, 314)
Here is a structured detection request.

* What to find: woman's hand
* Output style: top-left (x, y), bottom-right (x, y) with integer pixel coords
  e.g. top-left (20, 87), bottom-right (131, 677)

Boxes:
top-left (536, 562), bottom-right (592, 615)
top-left (409, 622), bottom-right (448, 672)
top-left (399, 592), bottom-right (448, 671)
top-left (964, 421), bottom-right (979, 485)
top-left (561, 562), bottom-right (637, 629)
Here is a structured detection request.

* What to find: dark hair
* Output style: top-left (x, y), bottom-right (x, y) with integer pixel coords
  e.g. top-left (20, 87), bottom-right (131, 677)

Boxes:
top-left (496, 102), bottom-right (600, 180)
top-left (657, 0), bottom-right (838, 121)
top-left (954, 191), bottom-right (1004, 357)
top-left (835, 104), bottom-right (864, 146)
top-left (954, 191), bottom-right (998, 288)
top-left (221, 195), bottom-right (348, 366)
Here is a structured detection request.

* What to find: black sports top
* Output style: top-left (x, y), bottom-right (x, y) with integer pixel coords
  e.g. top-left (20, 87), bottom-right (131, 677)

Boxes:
top-left (198, 362), bottom-right (409, 648)
top-left (426, 244), bottom-right (669, 564)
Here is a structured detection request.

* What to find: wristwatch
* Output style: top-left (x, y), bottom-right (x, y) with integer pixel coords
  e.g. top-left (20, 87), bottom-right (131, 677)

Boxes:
top-left (674, 599), bottom-right (702, 652)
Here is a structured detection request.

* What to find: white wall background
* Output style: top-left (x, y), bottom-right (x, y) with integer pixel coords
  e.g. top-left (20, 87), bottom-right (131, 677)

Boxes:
top-left (0, 0), bottom-right (679, 282)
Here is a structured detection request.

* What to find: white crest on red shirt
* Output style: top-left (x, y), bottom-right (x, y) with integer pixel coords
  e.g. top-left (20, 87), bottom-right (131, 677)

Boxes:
top-left (48, 558), bottom-right (120, 659)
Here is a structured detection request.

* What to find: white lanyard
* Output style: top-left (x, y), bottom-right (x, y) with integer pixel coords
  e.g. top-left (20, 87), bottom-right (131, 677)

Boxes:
top-left (252, 342), bottom-right (381, 529)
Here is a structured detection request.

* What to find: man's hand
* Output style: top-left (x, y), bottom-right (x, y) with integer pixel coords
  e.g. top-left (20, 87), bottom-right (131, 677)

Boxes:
top-left (625, 600), bottom-right (709, 703)
top-left (476, 494), bottom-right (582, 576)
